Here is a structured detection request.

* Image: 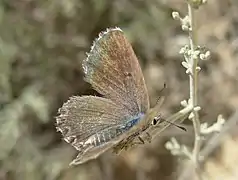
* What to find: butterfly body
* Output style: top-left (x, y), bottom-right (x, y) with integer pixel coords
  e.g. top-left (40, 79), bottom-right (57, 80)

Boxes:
top-left (84, 112), bottom-right (145, 148)
top-left (56, 27), bottom-right (161, 165)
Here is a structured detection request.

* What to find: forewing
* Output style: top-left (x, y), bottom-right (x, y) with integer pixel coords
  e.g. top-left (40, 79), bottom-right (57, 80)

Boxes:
top-left (83, 28), bottom-right (149, 116)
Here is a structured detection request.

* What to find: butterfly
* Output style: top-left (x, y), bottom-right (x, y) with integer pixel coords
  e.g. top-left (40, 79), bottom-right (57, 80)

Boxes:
top-left (56, 27), bottom-right (166, 165)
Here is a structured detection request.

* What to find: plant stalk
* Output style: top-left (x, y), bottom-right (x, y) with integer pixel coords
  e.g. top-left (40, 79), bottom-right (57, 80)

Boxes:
top-left (187, 2), bottom-right (201, 165)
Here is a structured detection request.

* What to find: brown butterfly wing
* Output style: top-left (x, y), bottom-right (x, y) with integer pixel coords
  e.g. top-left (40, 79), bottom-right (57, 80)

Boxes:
top-left (83, 28), bottom-right (150, 116)
top-left (56, 96), bottom-right (133, 164)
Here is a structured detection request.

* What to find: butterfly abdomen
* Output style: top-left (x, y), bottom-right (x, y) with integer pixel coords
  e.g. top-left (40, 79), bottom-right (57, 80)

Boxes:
top-left (85, 114), bottom-right (144, 147)
top-left (85, 128), bottom-right (122, 147)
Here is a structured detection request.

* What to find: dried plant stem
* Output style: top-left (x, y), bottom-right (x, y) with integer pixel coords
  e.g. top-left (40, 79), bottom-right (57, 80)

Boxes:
top-left (187, 3), bottom-right (201, 167)
top-left (200, 111), bottom-right (238, 162)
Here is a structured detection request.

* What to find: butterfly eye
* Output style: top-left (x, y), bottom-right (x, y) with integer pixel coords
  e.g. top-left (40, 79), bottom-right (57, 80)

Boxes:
top-left (151, 116), bottom-right (161, 126)
top-left (151, 118), bottom-right (157, 125)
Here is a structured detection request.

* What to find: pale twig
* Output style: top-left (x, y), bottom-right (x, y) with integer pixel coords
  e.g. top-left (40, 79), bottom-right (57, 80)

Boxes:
top-left (187, 2), bottom-right (201, 166)
top-left (200, 111), bottom-right (238, 162)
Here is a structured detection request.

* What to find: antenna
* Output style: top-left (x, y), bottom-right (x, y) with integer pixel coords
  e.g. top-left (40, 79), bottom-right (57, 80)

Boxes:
top-left (153, 116), bottom-right (187, 131)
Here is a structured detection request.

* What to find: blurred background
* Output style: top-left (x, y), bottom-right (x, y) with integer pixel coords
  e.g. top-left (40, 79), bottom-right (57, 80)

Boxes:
top-left (0, 0), bottom-right (238, 180)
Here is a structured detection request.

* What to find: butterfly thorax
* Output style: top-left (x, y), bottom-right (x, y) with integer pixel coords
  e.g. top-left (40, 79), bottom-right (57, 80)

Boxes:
top-left (112, 101), bottom-right (163, 153)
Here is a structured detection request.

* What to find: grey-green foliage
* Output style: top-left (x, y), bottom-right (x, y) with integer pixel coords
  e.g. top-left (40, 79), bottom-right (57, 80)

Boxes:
top-left (0, 85), bottom-right (48, 159)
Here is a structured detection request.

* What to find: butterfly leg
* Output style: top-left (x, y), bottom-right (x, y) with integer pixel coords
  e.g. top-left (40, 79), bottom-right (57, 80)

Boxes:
top-left (113, 146), bottom-right (124, 155)
top-left (138, 136), bottom-right (145, 144)
top-left (133, 133), bottom-right (150, 145)
top-left (125, 131), bottom-right (152, 148)
top-left (145, 132), bottom-right (152, 143)
top-left (114, 136), bottom-right (140, 152)
top-left (113, 138), bottom-right (133, 154)
top-left (113, 131), bottom-right (152, 153)
top-left (127, 136), bottom-right (145, 147)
